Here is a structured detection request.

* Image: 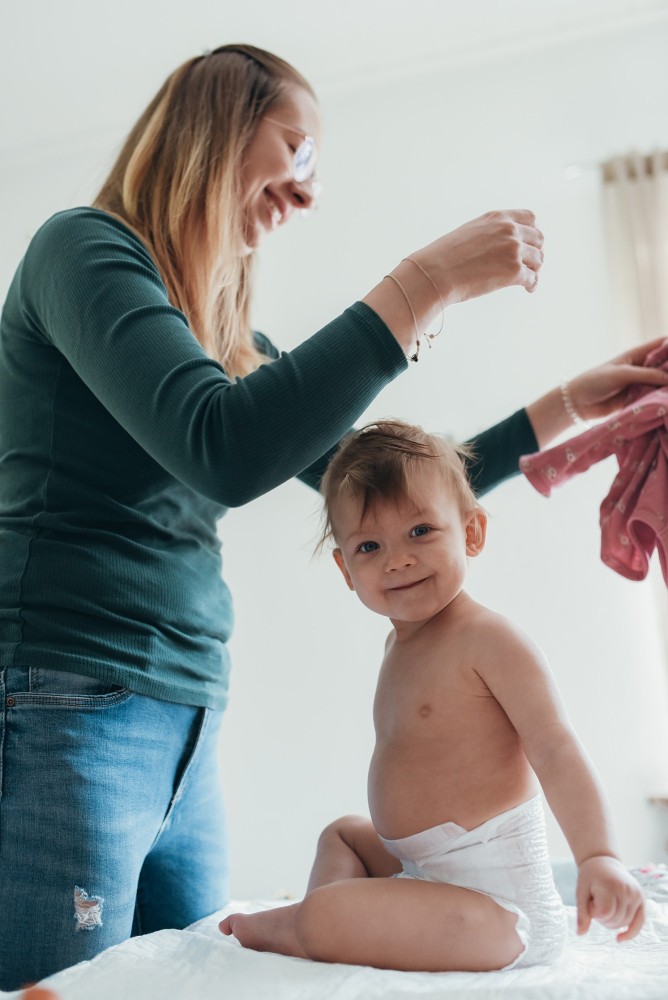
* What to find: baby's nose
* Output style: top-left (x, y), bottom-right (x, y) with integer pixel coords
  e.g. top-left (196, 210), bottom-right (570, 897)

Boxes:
top-left (385, 549), bottom-right (415, 571)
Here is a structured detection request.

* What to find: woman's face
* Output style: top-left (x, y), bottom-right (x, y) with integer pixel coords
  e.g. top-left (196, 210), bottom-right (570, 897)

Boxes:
top-left (240, 85), bottom-right (321, 254)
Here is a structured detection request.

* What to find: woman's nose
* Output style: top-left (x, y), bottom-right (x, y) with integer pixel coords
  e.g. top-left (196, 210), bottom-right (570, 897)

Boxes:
top-left (288, 176), bottom-right (319, 211)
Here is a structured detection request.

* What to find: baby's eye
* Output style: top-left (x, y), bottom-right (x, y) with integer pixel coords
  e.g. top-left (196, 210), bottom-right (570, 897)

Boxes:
top-left (410, 525), bottom-right (431, 538)
top-left (358, 540), bottom-right (379, 553)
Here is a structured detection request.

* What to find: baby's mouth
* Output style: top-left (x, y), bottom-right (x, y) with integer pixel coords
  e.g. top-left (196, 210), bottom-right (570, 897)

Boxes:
top-left (389, 577), bottom-right (428, 591)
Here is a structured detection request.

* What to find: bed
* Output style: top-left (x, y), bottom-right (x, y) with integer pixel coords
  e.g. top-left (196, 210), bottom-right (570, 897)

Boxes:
top-left (4, 868), bottom-right (668, 1000)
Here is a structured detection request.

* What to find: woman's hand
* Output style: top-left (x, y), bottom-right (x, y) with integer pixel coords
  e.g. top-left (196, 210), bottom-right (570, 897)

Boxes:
top-left (569, 337), bottom-right (668, 421)
top-left (527, 337), bottom-right (668, 448)
top-left (413, 209), bottom-right (544, 305)
top-left (363, 209), bottom-right (544, 355)
top-left (19, 989), bottom-right (61, 999)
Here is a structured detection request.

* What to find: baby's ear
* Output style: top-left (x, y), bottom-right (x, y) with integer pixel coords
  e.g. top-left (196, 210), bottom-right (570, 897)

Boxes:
top-left (465, 508), bottom-right (487, 557)
top-left (333, 548), bottom-right (355, 590)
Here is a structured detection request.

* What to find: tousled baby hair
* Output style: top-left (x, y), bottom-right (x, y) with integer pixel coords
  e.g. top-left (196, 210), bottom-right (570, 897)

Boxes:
top-left (319, 419), bottom-right (479, 547)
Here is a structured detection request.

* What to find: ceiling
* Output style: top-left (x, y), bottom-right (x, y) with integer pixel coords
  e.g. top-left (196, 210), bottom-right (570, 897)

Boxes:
top-left (2, 0), bottom-right (668, 158)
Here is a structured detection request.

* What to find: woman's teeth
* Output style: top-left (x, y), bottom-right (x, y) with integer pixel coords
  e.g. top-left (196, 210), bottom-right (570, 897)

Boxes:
top-left (266, 192), bottom-right (281, 226)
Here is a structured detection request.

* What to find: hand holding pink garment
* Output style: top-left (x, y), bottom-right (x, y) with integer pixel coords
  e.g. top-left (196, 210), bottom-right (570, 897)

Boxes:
top-left (520, 340), bottom-right (668, 584)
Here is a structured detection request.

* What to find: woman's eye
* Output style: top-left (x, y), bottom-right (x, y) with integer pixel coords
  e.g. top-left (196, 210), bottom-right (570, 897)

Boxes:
top-left (410, 525), bottom-right (431, 537)
top-left (358, 541), bottom-right (379, 553)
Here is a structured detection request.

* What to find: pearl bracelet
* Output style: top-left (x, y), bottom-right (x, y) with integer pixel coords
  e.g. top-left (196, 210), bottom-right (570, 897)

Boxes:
top-left (560, 378), bottom-right (589, 428)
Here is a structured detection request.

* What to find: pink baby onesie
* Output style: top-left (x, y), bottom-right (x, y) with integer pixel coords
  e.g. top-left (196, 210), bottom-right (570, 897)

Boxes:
top-left (520, 341), bottom-right (668, 585)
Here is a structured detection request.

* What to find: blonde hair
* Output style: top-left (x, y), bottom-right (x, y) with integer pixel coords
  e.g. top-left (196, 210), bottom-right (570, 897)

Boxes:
top-left (94, 44), bottom-right (316, 378)
top-left (319, 420), bottom-right (479, 546)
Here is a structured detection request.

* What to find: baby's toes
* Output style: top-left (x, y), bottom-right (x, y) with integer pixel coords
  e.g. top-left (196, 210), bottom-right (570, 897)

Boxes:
top-left (219, 914), bottom-right (239, 936)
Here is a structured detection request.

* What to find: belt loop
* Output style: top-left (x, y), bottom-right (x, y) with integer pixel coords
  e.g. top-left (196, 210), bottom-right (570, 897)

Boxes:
top-left (3, 666), bottom-right (31, 700)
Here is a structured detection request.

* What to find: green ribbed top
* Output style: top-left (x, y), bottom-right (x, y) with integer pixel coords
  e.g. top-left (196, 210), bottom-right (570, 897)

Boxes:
top-left (0, 209), bottom-right (408, 707)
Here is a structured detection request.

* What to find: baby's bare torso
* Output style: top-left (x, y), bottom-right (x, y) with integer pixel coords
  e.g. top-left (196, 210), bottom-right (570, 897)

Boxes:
top-left (368, 592), bottom-right (538, 839)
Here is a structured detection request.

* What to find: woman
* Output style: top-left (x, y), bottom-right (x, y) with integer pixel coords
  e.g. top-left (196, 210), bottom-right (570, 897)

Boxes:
top-left (0, 43), bottom-right (664, 990)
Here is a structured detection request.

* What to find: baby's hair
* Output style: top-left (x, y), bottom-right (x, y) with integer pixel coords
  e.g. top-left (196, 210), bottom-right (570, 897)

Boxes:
top-left (319, 419), bottom-right (479, 548)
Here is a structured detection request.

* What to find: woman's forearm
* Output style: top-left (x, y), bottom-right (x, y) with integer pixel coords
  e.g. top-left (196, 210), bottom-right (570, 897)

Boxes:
top-left (525, 386), bottom-right (572, 450)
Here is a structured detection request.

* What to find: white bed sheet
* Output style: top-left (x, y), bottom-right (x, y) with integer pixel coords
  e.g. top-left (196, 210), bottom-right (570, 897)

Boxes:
top-left (3, 899), bottom-right (668, 1000)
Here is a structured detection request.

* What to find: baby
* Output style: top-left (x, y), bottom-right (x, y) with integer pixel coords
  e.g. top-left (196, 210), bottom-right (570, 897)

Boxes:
top-left (221, 420), bottom-right (645, 971)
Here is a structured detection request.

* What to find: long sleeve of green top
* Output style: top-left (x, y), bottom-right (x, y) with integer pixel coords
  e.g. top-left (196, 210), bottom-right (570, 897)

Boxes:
top-left (0, 208), bottom-right (537, 708)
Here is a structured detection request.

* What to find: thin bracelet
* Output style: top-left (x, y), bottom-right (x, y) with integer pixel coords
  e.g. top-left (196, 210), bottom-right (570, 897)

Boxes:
top-left (385, 273), bottom-right (421, 362)
top-left (403, 256), bottom-right (444, 343)
top-left (560, 378), bottom-right (589, 428)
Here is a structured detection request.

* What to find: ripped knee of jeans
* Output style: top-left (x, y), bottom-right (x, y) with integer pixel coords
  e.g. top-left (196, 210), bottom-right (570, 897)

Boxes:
top-left (73, 886), bottom-right (104, 931)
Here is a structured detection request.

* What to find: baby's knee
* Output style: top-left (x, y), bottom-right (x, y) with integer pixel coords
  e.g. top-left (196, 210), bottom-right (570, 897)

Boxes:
top-left (318, 814), bottom-right (372, 847)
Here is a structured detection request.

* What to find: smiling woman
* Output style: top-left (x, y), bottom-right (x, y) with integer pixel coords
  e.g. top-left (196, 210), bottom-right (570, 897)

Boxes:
top-left (0, 39), bottom-right (663, 992)
top-left (92, 44), bottom-right (322, 377)
top-left (239, 88), bottom-right (321, 250)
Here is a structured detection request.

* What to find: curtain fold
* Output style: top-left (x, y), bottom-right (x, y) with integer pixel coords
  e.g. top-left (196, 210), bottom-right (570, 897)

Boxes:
top-left (602, 149), bottom-right (668, 349)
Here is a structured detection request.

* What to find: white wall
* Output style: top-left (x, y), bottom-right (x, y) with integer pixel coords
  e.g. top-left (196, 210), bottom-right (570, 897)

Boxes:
top-left (2, 13), bottom-right (668, 901)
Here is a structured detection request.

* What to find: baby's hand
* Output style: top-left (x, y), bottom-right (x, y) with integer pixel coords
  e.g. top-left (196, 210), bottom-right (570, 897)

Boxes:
top-left (576, 856), bottom-right (645, 941)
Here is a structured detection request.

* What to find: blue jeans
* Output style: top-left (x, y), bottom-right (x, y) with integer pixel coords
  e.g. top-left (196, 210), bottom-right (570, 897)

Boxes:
top-left (0, 667), bottom-right (228, 991)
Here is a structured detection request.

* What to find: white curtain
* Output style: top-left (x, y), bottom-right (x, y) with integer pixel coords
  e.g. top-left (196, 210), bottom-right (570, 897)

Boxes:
top-left (602, 150), bottom-right (668, 350)
top-left (601, 149), bottom-right (668, 647)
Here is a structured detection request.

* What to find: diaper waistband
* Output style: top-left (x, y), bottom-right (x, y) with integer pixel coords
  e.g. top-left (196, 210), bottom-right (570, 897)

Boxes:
top-left (379, 794), bottom-right (544, 864)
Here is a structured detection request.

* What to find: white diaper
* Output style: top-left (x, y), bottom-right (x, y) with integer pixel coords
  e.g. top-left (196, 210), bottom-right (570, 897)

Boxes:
top-left (379, 795), bottom-right (567, 970)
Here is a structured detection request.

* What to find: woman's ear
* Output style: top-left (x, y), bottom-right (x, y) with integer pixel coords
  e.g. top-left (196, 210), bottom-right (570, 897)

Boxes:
top-left (465, 508), bottom-right (487, 557)
top-left (333, 548), bottom-right (355, 590)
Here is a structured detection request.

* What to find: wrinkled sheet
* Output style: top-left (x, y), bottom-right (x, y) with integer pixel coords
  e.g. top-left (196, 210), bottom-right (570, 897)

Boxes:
top-left (3, 900), bottom-right (668, 1000)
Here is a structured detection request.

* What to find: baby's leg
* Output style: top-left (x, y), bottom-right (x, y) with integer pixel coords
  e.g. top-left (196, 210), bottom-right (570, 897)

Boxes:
top-left (222, 877), bottom-right (523, 972)
top-left (220, 816), bottom-right (400, 956)
top-left (306, 814), bottom-right (401, 891)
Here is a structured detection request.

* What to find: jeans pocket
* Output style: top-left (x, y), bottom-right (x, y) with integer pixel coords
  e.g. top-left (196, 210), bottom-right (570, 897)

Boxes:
top-left (6, 667), bottom-right (132, 708)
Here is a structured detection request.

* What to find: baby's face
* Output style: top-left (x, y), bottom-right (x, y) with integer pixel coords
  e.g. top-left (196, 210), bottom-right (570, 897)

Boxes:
top-left (331, 465), bottom-right (479, 623)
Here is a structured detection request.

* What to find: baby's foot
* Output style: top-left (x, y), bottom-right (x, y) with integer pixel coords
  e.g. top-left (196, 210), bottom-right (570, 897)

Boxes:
top-left (219, 903), bottom-right (307, 958)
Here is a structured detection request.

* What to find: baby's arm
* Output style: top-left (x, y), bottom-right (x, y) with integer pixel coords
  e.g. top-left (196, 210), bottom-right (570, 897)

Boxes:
top-left (477, 619), bottom-right (645, 940)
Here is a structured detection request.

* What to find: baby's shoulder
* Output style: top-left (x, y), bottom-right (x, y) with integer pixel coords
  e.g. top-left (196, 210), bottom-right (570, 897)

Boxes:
top-left (459, 602), bottom-right (541, 661)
